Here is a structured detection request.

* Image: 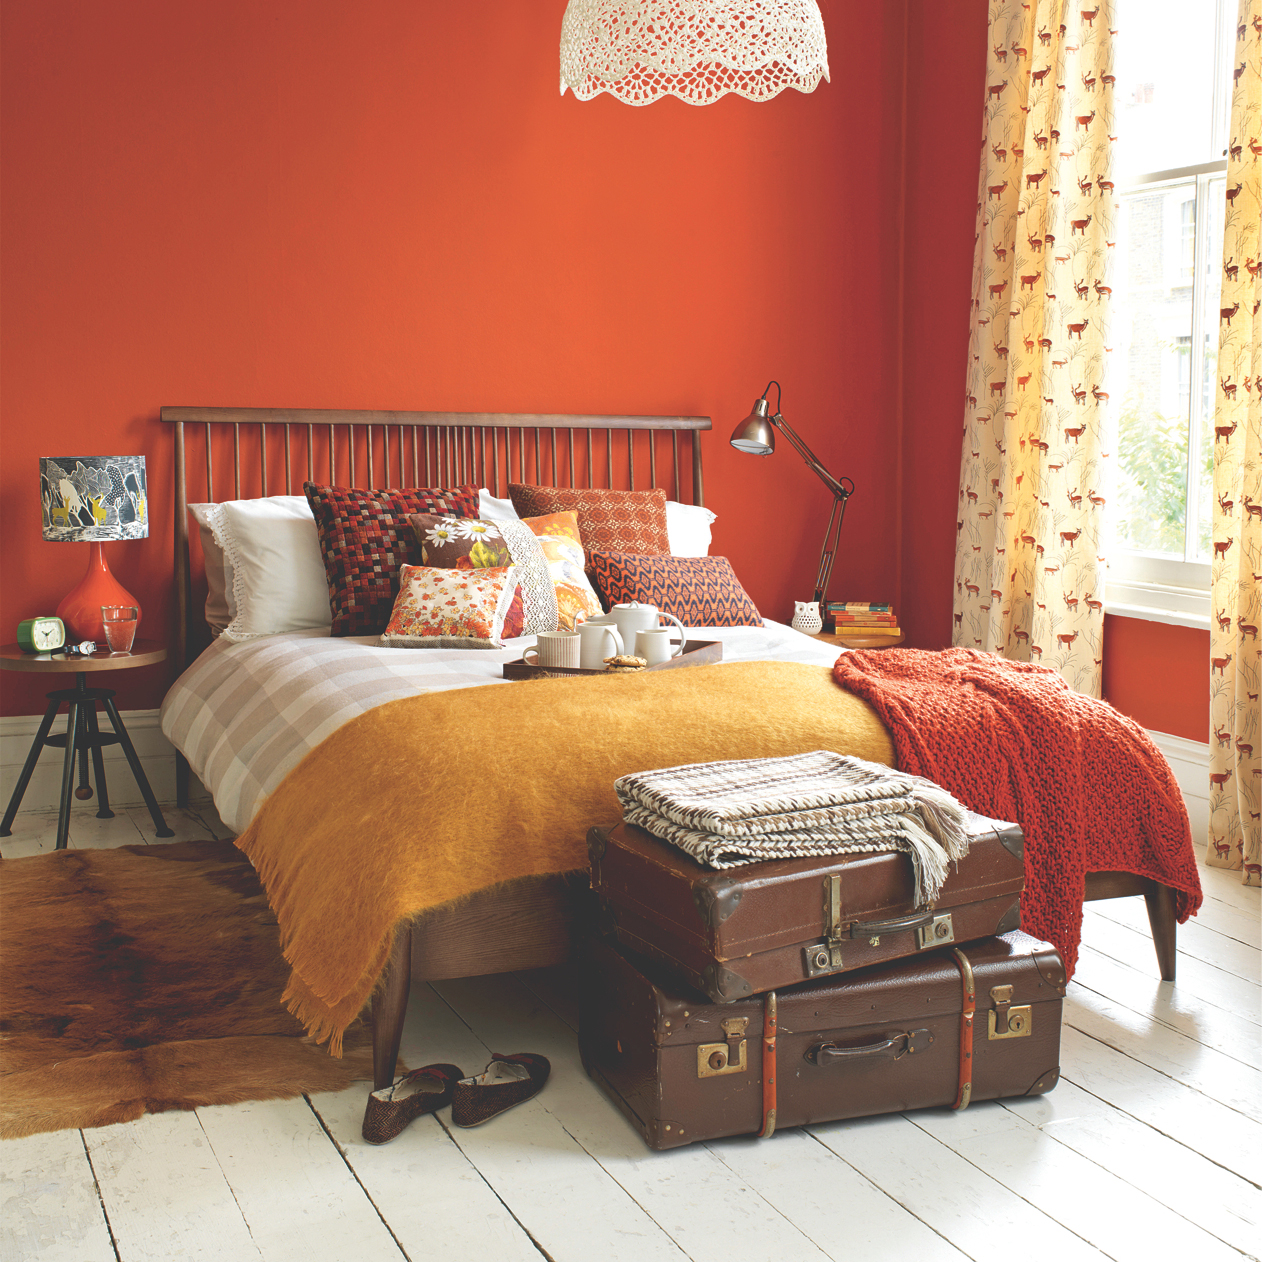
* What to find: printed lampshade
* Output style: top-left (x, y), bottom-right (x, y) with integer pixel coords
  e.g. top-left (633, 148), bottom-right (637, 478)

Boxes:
top-left (40, 456), bottom-right (148, 543)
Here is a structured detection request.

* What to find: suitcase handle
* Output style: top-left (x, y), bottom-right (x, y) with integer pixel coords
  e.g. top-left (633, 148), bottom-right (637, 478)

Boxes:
top-left (847, 910), bottom-right (935, 938)
top-left (805, 1028), bottom-right (933, 1065)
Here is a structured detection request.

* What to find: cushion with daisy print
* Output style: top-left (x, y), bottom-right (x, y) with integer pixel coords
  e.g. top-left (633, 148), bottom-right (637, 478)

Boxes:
top-left (379, 564), bottom-right (519, 648)
top-left (409, 512), bottom-right (555, 636)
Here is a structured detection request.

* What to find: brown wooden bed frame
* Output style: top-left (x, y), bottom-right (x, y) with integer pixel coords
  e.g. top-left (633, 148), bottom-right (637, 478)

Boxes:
top-left (162, 404), bottom-right (1177, 1106)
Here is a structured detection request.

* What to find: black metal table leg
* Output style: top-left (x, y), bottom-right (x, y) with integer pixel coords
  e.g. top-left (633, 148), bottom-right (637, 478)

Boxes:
top-left (84, 706), bottom-right (114, 819)
top-left (55, 695), bottom-right (83, 850)
top-left (101, 696), bottom-right (174, 837)
top-left (0, 698), bottom-right (62, 836)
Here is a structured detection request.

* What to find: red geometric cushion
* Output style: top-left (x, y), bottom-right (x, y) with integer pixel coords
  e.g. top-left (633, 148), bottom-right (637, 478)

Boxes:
top-left (507, 486), bottom-right (669, 558)
top-left (590, 553), bottom-right (763, 627)
top-left (304, 483), bottom-right (479, 636)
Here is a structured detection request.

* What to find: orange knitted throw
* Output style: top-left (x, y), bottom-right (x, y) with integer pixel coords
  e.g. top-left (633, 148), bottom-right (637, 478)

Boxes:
top-left (833, 647), bottom-right (1202, 976)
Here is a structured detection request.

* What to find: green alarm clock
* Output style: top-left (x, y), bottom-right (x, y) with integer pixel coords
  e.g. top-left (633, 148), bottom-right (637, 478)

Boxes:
top-left (17, 616), bottom-right (66, 654)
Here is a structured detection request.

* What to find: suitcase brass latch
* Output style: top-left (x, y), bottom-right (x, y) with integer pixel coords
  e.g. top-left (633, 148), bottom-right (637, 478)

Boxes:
top-left (916, 913), bottom-right (955, 949)
top-left (803, 876), bottom-right (846, 978)
top-left (697, 1018), bottom-right (749, 1077)
top-left (987, 984), bottom-right (1032, 1039)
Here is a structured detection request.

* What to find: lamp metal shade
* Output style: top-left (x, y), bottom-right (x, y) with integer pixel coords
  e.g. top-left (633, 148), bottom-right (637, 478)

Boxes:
top-left (730, 398), bottom-right (776, 455)
top-left (41, 456), bottom-right (148, 543)
top-left (560, 0), bottom-right (829, 106)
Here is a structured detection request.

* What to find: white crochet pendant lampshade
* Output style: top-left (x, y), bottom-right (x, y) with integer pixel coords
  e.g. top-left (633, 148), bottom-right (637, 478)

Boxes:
top-left (559, 0), bottom-right (829, 106)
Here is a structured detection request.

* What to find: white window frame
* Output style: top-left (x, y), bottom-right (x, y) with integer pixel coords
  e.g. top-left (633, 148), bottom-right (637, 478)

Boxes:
top-left (1104, 2), bottom-right (1232, 629)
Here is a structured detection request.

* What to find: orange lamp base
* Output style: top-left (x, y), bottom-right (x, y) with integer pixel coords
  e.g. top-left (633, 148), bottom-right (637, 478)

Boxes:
top-left (56, 542), bottom-right (141, 643)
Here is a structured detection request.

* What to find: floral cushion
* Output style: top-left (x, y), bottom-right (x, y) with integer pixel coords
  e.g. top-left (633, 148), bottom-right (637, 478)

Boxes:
top-left (590, 553), bottom-right (763, 627)
top-left (507, 486), bottom-right (670, 559)
top-left (408, 510), bottom-right (603, 634)
top-left (304, 483), bottom-right (479, 636)
top-left (379, 564), bottom-right (518, 648)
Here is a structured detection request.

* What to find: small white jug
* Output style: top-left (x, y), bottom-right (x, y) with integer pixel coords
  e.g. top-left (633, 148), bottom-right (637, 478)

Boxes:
top-left (611, 601), bottom-right (686, 648)
top-left (791, 600), bottom-right (823, 634)
top-left (579, 620), bottom-right (624, 669)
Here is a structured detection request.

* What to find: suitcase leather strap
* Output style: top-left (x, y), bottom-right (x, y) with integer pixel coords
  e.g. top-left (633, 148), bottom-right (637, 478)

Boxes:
top-left (757, 991), bottom-right (777, 1138)
top-left (951, 947), bottom-right (976, 1110)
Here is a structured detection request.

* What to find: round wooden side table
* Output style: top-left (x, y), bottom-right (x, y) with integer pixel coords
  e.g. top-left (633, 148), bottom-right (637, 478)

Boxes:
top-left (810, 631), bottom-right (906, 650)
top-left (0, 641), bottom-right (174, 850)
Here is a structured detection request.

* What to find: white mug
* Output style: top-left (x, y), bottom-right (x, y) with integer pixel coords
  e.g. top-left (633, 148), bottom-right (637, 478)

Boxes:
top-left (579, 620), bottom-right (624, 669)
top-left (636, 626), bottom-right (684, 665)
top-left (524, 630), bottom-right (581, 670)
top-left (611, 601), bottom-right (685, 648)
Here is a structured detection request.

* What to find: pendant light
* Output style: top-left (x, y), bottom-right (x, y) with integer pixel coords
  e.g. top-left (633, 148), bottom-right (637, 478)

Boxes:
top-left (560, 0), bottom-right (829, 107)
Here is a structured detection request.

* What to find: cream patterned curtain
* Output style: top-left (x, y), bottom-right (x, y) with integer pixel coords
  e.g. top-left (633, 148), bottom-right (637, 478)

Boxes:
top-left (954, 0), bottom-right (1116, 698)
top-left (1209, 0), bottom-right (1261, 886)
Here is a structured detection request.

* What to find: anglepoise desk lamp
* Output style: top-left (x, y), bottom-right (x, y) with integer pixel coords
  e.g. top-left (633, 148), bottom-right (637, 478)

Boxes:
top-left (729, 381), bottom-right (853, 617)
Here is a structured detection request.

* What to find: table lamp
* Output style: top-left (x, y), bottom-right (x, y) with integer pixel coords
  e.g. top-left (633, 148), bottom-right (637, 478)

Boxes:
top-left (730, 382), bottom-right (853, 615)
top-left (40, 456), bottom-right (148, 643)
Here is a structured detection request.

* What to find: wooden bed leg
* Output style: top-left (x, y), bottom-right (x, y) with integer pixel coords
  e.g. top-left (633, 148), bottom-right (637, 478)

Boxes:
top-left (371, 922), bottom-right (412, 1090)
top-left (1143, 882), bottom-right (1177, 982)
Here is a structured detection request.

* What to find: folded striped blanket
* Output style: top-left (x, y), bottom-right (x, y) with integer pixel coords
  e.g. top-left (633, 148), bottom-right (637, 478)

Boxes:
top-left (614, 750), bottom-right (971, 905)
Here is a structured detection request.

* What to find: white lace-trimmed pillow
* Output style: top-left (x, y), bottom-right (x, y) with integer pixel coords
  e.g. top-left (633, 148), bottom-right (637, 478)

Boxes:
top-left (213, 497), bottom-right (333, 642)
top-left (379, 563), bottom-right (519, 648)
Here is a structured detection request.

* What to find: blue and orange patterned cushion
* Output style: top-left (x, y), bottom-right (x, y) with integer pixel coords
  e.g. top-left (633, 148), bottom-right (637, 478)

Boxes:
top-left (590, 552), bottom-right (763, 627)
top-left (304, 483), bottom-right (480, 636)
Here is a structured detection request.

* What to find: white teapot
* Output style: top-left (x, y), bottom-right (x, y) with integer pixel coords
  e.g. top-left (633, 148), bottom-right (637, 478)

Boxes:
top-left (791, 601), bottom-right (823, 634)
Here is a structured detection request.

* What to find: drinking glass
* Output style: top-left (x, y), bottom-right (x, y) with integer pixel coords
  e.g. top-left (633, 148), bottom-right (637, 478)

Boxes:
top-left (101, 605), bottom-right (138, 653)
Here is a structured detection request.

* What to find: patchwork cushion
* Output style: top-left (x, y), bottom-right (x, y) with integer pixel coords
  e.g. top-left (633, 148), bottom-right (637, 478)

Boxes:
top-left (379, 564), bottom-right (518, 649)
top-left (590, 553), bottom-right (763, 627)
top-left (304, 483), bottom-right (479, 636)
top-left (408, 513), bottom-right (560, 637)
top-left (507, 486), bottom-right (670, 559)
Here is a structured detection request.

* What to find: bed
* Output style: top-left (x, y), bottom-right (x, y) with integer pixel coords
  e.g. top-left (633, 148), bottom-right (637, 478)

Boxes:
top-left (159, 405), bottom-right (1195, 1100)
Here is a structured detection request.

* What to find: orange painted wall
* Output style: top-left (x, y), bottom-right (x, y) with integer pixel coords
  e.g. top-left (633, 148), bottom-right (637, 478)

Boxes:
top-left (1102, 616), bottom-right (1210, 741)
top-left (0, 0), bottom-right (1210, 741)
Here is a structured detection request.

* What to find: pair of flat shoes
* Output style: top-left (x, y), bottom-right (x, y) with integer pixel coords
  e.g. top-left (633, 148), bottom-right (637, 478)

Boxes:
top-left (362, 1053), bottom-right (550, 1144)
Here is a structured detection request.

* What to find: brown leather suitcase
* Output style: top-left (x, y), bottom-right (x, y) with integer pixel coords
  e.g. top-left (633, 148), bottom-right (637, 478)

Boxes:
top-left (587, 812), bottom-right (1024, 1003)
top-left (579, 930), bottom-right (1064, 1151)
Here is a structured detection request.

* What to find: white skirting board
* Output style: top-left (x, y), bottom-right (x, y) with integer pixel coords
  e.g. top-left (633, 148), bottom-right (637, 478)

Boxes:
top-left (0, 708), bottom-right (210, 813)
top-left (1146, 729), bottom-right (1211, 849)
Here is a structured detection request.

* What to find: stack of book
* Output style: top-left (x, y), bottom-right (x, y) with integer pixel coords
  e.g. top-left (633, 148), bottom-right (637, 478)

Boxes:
top-left (825, 602), bottom-right (901, 638)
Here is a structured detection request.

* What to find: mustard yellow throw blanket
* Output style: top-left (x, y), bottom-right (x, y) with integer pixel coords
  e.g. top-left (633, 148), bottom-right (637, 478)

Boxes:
top-left (236, 661), bottom-right (892, 1052)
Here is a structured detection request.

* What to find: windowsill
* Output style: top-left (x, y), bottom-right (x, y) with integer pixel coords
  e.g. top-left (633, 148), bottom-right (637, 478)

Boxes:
top-left (1103, 599), bottom-right (1211, 631)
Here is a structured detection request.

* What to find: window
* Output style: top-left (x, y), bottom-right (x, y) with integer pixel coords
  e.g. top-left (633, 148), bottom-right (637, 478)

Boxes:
top-left (1105, 0), bottom-right (1234, 626)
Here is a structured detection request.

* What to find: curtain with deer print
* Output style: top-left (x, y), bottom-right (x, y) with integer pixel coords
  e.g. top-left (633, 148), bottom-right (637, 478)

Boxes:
top-left (1209, 0), bottom-right (1260, 887)
top-left (953, 0), bottom-right (1116, 697)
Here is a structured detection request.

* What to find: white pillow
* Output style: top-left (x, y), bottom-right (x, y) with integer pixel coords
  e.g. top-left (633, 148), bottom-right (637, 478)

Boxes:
top-left (665, 501), bottom-right (716, 557)
top-left (212, 496), bottom-right (332, 641)
top-left (479, 488), bottom-right (520, 521)
top-left (189, 504), bottom-right (234, 634)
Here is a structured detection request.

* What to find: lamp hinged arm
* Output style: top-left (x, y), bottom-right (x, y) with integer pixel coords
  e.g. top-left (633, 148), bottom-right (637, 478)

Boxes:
top-left (771, 413), bottom-right (852, 503)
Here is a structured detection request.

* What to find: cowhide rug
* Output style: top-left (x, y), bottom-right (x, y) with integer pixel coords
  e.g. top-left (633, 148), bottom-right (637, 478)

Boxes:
top-left (1, 840), bottom-right (373, 1139)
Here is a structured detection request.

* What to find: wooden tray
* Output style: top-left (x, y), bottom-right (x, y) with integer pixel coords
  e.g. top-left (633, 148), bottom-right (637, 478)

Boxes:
top-left (503, 639), bottom-right (722, 680)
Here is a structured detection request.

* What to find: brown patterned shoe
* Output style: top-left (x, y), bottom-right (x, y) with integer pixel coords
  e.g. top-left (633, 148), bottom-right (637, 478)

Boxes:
top-left (361, 1063), bottom-right (463, 1145)
top-left (450, 1053), bottom-right (550, 1128)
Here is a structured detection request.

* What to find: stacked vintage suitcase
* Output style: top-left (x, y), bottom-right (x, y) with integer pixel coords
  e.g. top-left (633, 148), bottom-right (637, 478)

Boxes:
top-left (579, 762), bottom-right (1066, 1151)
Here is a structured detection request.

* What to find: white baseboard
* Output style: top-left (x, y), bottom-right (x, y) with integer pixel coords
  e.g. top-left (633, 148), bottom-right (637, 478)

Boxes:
top-left (0, 708), bottom-right (209, 813)
top-left (1147, 729), bottom-right (1211, 847)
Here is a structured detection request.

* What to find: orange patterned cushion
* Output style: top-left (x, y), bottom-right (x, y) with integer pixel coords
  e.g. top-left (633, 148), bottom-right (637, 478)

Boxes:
top-left (590, 553), bottom-right (763, 627)
top-left (507, 486), bottom-right (669, 558)
top-left (522, 511), bottom-right (604, 630)
top-left (379, 564), bottom-right (518, 648)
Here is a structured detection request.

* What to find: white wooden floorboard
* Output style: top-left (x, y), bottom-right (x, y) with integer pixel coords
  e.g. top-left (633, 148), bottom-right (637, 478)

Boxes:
top-left (1091, 892), bottom-right (1261, 960)
top-left (0, 809), bottom-right (60, 859)
top-left (1071, 947), bottom-right (1262, 1070)
top-left (309, 1086), bottom-right (541, 1262)
top-left (0, 1128), bottom-right (114, 1262)
top-left (435, 973), bottom-right (835, 1262)
top-left (1060, 1025), bottom-right (1262, 1184)
top-left (195, 1096), bottom-right (403, 1262)
top-left (1003, 1080), bottom-right (1262, 1259)
top-left (911, 1091), bottom-right (1249, 1262)
top-left (417, 978), bottom-right (693, 1262)
top-left (83, 1109), bottom-right (263, 1262)
top-left (707, 1127), bottom-right (970, 1261)
top-left (1082, 915), bottom-right (1260, 1020)
top-left (1199, 863), bottom-right (1262, 913)
top-left (69, 806), bottom-right (214, 848)
top-left (808, 1111), bottom-right (1107, 1262)
top-left (1064, 990), bottom-right (1262, 1121)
